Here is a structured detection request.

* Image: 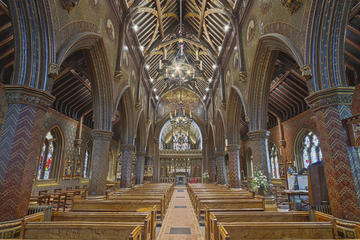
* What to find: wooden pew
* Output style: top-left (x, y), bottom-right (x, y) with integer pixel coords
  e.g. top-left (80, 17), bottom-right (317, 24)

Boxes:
top-left (107, 195), bottom-right (166, 217)
top-left (218, 222), bottom-right (334, 240)
top-left (206, 211), bottom-right (310, 240)
top-left (52, 212), bottom-right (154, 240)
top-left (72, 199), bottom-right (164, 220)
top-left (193, 194), bottom-right (252, 214)
top-left (23, 222), bottom-right (144, 240)
top-left (197, 199), bottom-right (265, 219)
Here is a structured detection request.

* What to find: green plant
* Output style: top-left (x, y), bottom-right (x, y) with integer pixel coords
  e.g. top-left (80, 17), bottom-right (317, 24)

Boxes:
top-left (202, 171), bottom-right (209, 180)
top-left (250, 170), bottom-right (270, 194)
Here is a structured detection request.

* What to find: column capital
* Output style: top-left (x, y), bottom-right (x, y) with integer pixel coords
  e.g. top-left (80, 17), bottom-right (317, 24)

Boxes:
top-left (5, 85), bottom-right (55, 111)
top-left (215, 151), bottom-right (225, 157)
top-left (137, 151), bottom-right (147, 157)
top-left (91, 129), bottom-right (112, 141)
top-left (247, 130), bottom-right (270, 140)
top-left (120, 144), bottom-right (135, 151)
top-left (227, 144), bottom-right (240, 152)
top-left (305, 87), bottom-right (354, 112)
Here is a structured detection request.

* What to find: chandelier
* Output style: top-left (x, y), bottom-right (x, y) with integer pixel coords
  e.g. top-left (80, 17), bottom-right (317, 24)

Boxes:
top-left (169, 88), bottom-right (192, 128)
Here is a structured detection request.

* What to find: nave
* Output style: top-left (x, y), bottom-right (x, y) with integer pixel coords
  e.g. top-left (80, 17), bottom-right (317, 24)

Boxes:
top-left (2, 183), bottom-right (359, 239)
top-left (1, 0), bottom-right (360, 239)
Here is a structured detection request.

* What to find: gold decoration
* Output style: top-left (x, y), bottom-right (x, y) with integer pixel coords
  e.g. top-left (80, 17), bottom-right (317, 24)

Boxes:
top-left (300, 65), bottom-right (312, 80)
top-left (280, 0), bottom-right (302, 15)
top-left (60, 0), bottom-right (80, 13)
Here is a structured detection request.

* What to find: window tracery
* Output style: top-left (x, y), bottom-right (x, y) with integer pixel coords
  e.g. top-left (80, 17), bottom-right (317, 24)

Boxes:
top-left (269, 143), bottom-right (280, 179)
top-left (299, 131), bottom-right (323, 169)
top-left (37, 129), bottom-right (61, 180)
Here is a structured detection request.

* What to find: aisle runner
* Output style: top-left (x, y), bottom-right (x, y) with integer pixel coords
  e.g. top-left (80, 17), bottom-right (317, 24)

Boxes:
top-left (157, 186), bottom-right (204, 240)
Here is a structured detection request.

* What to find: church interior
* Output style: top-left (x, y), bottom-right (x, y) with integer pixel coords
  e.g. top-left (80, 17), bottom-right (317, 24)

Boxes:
top-left (1, 0), bottom-right (360, 239)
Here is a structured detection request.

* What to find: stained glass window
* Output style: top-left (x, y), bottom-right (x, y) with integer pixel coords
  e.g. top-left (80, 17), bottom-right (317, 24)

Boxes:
top-left (269, 143), bottom-right (280, 179)
top-left (300, 131), bottom-right (322, 169)
top-left (83, 150), bottom-right (89, 178)
top-left (37, 129), bottom-right (60, 180)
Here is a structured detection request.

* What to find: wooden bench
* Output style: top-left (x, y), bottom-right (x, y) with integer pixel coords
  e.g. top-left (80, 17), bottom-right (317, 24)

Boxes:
top-left (206, 211), bottom-right (310, 240)
top-left (23, 222), bottom-right (143, 240)
top-left (52, 212), bottom-right (154, 240)
top-left (197, 199), bottom-right (265, 219)
top-left (106, 195), bottom-right (166, 217)
top-left (218, 222), bottom-right (334, 240)
top-left (72, 199), bottom-right (163, 220)
top-left (193, 194), bottom-right (253, 214)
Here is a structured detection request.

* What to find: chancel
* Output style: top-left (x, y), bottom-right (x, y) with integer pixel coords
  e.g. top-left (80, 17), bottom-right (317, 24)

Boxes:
top-left (0, 0), bottom-right (360, 239)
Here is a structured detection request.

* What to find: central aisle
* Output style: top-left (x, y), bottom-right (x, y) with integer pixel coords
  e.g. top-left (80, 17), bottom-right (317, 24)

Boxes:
top-left (157, 186), bottom-right (204, 240)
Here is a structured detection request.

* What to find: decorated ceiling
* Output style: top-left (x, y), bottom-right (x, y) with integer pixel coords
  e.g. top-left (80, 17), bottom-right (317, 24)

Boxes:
top-left (157, 88), bottom-right (205, 120)
top-left (125, 0), bottom-right (235, 99)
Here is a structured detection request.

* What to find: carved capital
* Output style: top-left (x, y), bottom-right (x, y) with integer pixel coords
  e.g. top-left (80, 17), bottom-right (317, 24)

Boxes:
top-left (5, 85), bottom-right (55, 111)
top-left (300, 64), bottom-right (312, 80)
top-left (280, 0), bottom-right (302, 15)
top-left (137, 151), bottom-right (147, 157)
top-left (215, 151), bottom-right (225, 157)
top-left (135, 102), bottom-right (142, 111)
top-left (227, 144), bottom-right (240, 152)
top-left (238, 71), bottom-right (247, 82)
top-left (60, 0), bottom-right (80, 13)
top-left (48, 63), bottom-right (60, 78)
top-left (247, 130), bottom-right (270, 140)
top-left (120, 144), bottom-right (135, 152)
top-left (91, 129), bottom-right (112, 141)
top-left (305, 87), bottom-right (354, 112)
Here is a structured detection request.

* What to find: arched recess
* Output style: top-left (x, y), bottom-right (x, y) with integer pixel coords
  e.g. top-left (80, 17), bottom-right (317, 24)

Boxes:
top-left (226, 88), bottom-right (248, 145)
top-left (36, 126), bottom-right (64, 181)
top-left (215, 111), bottom-right (226, 152)
top-left (207, 124), bottom-right (216, 182)
top-left (248, 34), bottom-right (305, 131)
top-left (55, 32), bottom-right (113, 131)
top-left (215, 111), bottom-right (228, 184)
top-left (113, 87), bottom-right (135, 144)
top-left (145, 123), bottom-right (155, 183)
top-left (135, 111), bottom-right (147, 184)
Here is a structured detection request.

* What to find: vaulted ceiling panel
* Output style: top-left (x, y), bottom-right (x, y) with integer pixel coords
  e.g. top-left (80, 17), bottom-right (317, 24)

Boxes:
top-left (267, 52), bottom-right (309, 129)
top-left (129, 0), bottom-right (232, 99)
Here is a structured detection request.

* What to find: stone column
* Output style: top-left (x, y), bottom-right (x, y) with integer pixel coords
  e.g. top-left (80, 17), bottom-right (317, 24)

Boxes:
top-left (247, 130), bottom-right (272, 179)
top-left (120, 144), bottom-right (135, 188)
top-left (208, 155), bottom-right (216, 182)
top-left (306, 87), bottom-right (360, 221)
top-left (153, 139), bottom-right (160, 183)
top-left (135, 151), bottom-right (146, 184)
top-left (0, 86), bottom-right (55, 221)
top-left (215, 151), bottom-right (228, 185)
top-left (88, 129), bottom-right (112, 196)
top-left (227, 144), bottom-right (242, 188)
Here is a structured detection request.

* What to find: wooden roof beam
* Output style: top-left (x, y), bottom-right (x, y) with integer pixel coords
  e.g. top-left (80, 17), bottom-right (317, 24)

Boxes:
top-left (197, 0), bottom-right (207, 39)
top-left (155, 0), bottom-right (164, 39)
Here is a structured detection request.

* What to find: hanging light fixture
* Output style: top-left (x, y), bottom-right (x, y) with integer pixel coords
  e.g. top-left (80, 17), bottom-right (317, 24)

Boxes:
top-left (170, 88), bottom-right (192, 128)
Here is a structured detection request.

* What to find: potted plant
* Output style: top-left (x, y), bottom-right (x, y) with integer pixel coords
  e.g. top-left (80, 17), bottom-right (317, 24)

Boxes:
top-left (250, 170), bottom-right (270, 196)
top-left (202, 171), bottom-right (209, 183)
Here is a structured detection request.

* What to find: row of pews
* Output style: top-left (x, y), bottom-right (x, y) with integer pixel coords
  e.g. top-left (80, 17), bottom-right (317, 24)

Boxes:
top-left (29, 185), bottom-right (88, 212)
top-left (13, 183), bottom-right (174, 239)
top-left (187, 183), bottom-right (360, 240)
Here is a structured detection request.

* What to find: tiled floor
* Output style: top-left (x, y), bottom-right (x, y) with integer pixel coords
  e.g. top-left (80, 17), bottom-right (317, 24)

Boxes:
top-left (157, 186), bottom-right (204, 240)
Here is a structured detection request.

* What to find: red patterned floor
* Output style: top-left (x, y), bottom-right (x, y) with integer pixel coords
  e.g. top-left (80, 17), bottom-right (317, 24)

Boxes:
top-left (157, 186), bottom-right (204, 240)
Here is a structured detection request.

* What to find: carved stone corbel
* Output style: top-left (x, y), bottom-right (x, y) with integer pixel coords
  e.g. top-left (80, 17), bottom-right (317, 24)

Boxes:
top-left (280, 0), bottom-right (302, 15)
top-left (60, 0), bottom-right (80, 13)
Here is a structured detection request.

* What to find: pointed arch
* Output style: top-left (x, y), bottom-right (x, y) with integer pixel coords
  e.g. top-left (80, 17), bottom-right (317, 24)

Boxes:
top-left (248, 33), bottom-right (305, 131)
top-left (55, 32), bottom-right (113, 131)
